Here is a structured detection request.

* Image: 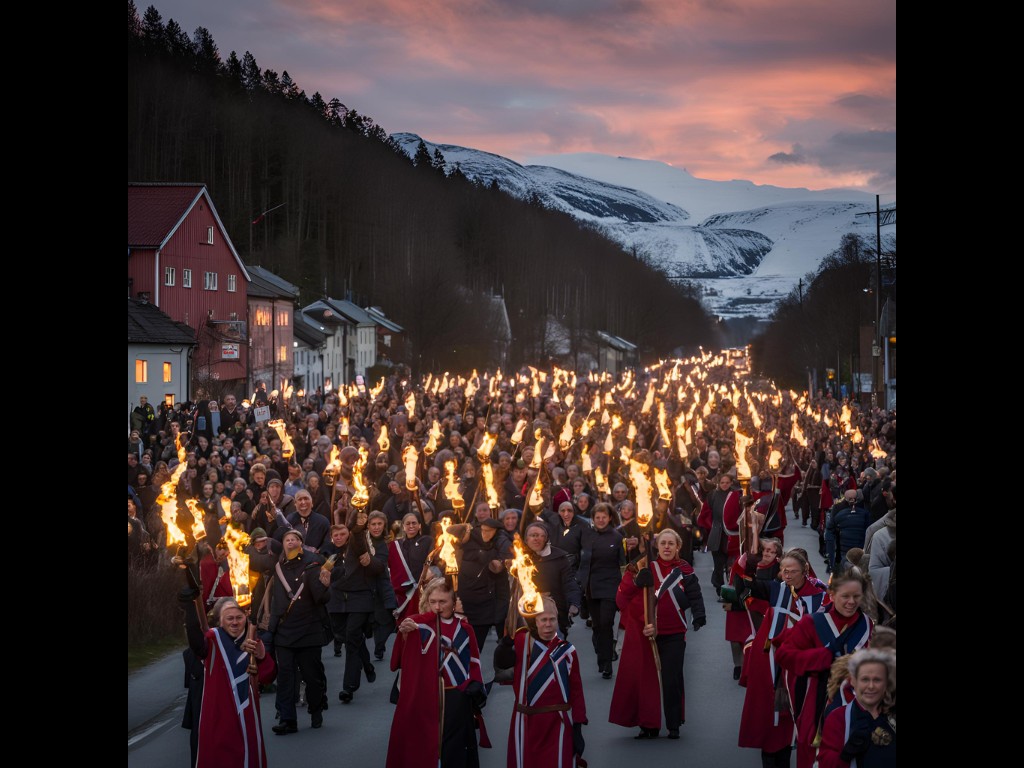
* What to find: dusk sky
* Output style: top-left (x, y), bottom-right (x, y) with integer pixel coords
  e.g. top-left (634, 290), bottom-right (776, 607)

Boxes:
top-left (154, 0), bottom-right (896, 193)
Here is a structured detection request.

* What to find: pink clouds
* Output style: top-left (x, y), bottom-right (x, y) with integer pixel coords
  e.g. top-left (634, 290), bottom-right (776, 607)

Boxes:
top-left (159, 0), bottom-right (896, 190)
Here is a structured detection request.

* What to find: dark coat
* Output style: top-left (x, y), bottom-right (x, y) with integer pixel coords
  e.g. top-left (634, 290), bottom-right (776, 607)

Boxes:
top-left (532, 546), bottom-right (582, 622)
top-left (456, 529), bottom-right (506, 625)
top-left (279, 511), bottom-right (331, 551)
top-left (268, 550), bottom-right (329, 647)
top-left (578, 525), bottom-right (625, 600)
top-left (826, 501), bottom-right (871, 567)
top-left (327, 537), bottom-right (386, 614)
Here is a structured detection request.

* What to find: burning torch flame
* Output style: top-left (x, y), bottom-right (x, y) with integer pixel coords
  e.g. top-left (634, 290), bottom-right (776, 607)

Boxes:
top-left (340, 415), bottom-right (349, 437)
top-left (480, 462), bottom-right (499, 509)
top-left (511, 419), bottom-right (528, 444)
top-left (658, 402), bottom-right (672, 451)
top-left (268, 419), bottom-right (294, 460)
top-left (424, 420), bottom-right (442, 454)
top-left (404, 390), bottom-right (416, 416)
top-left (641, 384), bottom-right (655, 414)
top-left (594, 467), bottom-right (610, 495)
top-left (444, 460), bottom-right (464, 510)
top-left (351, 447), bottom-right (370, 508)
top-left (402, 445), bottom-right (419, 492)
top-left (437, 523), bottom-right (460, 576)
top-left (731, 414), bottom-right (753, 478)
top-left (377, 424), bottom-right (390, 453)
top-left (654, 467), bottom-right (672, 501)
top-left (221, 522), bottom-right (252, 606)
top-left (558, 408), bottom-right (575, 450)
top-left (370, 377), bottom-right (386, 400)
top-left (511, 538), bottom-right (542, 615)
top-left (629, 459), bottom-right (654, 527)
top-left (478, 432), bottom-right (497, 460)
top-left (158, 434), bottom-right (191, 545)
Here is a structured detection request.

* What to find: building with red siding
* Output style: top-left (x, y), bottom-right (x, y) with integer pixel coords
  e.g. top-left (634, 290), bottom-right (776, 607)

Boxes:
top-left (246, 265), bottom-right (299, 395)
top-left (128, 183), bottom-right (250, 395)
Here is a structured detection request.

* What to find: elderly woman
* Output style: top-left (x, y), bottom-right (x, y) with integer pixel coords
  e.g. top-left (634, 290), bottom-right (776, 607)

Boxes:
top-left (817, 650), bottom-right (895, 768)
top-left (610, 529), bottom-right (706, 740)
top-left (725, 538), bottom-right (781, 681)
top-left (388, 512), bottom-right (436, 624)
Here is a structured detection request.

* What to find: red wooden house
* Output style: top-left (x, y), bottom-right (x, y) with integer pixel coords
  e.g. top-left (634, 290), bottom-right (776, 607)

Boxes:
top-left (128, 183), bottom-right (250, 393)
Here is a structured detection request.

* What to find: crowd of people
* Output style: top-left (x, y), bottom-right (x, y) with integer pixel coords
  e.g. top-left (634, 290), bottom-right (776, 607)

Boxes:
top-left (128, 356), bottom-right (896, 767)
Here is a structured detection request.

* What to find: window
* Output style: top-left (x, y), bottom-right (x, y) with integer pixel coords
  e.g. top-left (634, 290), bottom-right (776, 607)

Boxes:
top-left (227, 274), bottom-right (237, 292)
top-left (207, 226), bottom-right (214, 245)
top-left (135, 359), bottom-right (148, 383)
top-left (276, 311), bottom-right (289, 327)
top-left (182, 269), bottom-right (192, 288)
top-left (163, 266), bottom-right (175, 286)
top-left (204, 271), bottom-right (218, 290)
top-left (163, 362), bottom-right (172, 383)
top-left (254, 307), bottom-right (271, 326)
top-left (164, 394), bottom-right (175, 407)
top-left (277, 345), bottom-right (288, 363)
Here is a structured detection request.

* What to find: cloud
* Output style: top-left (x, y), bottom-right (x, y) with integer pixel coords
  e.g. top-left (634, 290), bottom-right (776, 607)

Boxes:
top-left (155, 0), bottom-right (897, 191)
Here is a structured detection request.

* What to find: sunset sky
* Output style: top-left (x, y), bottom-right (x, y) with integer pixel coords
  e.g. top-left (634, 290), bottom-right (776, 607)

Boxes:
top-left (153, 0), bottom-right (896, 193)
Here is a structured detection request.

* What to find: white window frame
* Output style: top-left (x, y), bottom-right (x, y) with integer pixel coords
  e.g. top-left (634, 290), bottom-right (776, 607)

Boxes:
top-left (164, 266), bottom-right (175, 286)
top-left (227, 274), bottom-right (237, 293)
top-left (207, 226), bottom-right (214, 245)
top-left (182, 269), bottom-right (192, 288)
top-left (204, 271), bottom-right (218, 291)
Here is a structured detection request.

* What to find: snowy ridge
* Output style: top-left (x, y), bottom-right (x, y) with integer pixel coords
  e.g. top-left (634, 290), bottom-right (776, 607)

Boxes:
top-left (392, 134), bottom-right (894, 318)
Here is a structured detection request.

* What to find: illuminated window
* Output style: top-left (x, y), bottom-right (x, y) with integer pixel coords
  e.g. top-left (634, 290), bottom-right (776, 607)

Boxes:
top-left (164, 394), bottom-right (175, 407)
top-left (254, 307), bottom-right (271, 326)
top-left (163, 267), bottom-right (175, 286)
top-left (204, 272), bottom-right (218, 290)
top-left (135, 359), bottom-right (148, 383)
top-left (207, 226), bottom-right (214, 245)
top-left (277, 345), bottom-right (288, 363)
top-left (163, 362), bottom-right (172, 383)
top-left (276, 311), bottom-right (289, 327)
top-left (227, 274), bottom-right (237, 292)
top-left (182, 269), bottom-right (192, 288)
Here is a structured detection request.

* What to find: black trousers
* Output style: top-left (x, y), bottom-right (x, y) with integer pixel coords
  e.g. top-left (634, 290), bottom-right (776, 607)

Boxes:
top-left (655, 632), bottom-right (686, 730)
top-left (342, 611), bottom-right (373, 692)
top-left (441, 688), bottom-right (480, 768)
top-left (472, 623), bottom-right (503, 654)
top-left (589, 597), bottom-right (618, 668)
top-left (275, 644), bottom-right (326, 721)
top-left (711, 544), bottom-right (729, 591)
top-left (373, 608), bottom-right (395, 654)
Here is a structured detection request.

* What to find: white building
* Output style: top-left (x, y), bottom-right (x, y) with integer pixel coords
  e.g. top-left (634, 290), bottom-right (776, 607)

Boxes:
top-left (128, 298), bottom-right (196, 426)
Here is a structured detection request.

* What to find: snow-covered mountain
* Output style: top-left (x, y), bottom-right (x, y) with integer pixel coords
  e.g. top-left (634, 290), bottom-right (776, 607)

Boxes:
top-left (392, 134), bottom-right (894, 318)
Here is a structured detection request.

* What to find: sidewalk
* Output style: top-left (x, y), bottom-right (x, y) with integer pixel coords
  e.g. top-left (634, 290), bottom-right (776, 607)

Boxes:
top-left (128, 650), bottom-right (186, 733)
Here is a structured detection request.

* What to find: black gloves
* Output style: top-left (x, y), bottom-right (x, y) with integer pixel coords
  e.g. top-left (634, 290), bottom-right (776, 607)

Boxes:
top-left (633, 568), bottom-right (653, 588)
top-left (572, 722), bottom-right (585, 756)
top-left (691, 616), bottom-right (706, 632)
top-left (492, 635), bottom-right (515, 671)
top-left (840, 731), bottom-right (871, 762)
top-left (464, 679), bottom-right (487, 710)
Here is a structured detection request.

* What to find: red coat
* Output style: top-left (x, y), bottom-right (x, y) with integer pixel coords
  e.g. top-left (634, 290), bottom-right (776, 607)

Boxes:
top-left (387, 612), bottom-right (485, 768)
top-left (388, 540), bottom-right (423, 622)
top-left (196, 628), bottom-right (269, 768)
top-left (818, 698), bottom-right (895, 768)
top-left (508, 629), bottom-right (587, 768)
top-left (775, 608), bottom-right (872, 768)
top-left (200, 554), bottom-right (233, 605)
top-left (725, 555), bottom-right (771, 644)
top-left (776, 465), bottom-right (802, 513)
top-left (609, 559), bottom-right (693, 729)
top-left (738, 579), bottom-right (826, 752)
top-left (697, 489), bottom-right (741, 557)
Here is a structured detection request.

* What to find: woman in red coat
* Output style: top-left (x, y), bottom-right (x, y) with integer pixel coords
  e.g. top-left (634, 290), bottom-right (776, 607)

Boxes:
top-left (776, 570), bottom-right (873, 768)
top-left (386, 577), bottom-right (489, 768)
top-left (737, 549), bottom-right (827, 768)
top-left (388, 513), bottom-right (435, 623)
top-left (609, 529), bottom-right (706, 740)
top-left (506, 596), bottom-right (588, 768)
top-left (725, 538), bottom-right (780, 680)
top-left (818, 649), bottom-right (895, 768)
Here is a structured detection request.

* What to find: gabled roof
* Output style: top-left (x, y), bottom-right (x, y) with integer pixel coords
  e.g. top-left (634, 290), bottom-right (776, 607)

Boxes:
top-left (127, 183), bottom-right (251, 282)
top-left (303, 299), bottom-right (353, 327)
top-left (364, 305), bottom-right (404, 333)
top-left (294, 314), bottom-right (329, 346)
top-left (128, 298), bottom-right (196, 345)
top-left (247, 265), bottom-right (300, 300)
top-left (597, 330), bottom-right (638, 352)
top-left (304, 297), bottom-right (374, 326)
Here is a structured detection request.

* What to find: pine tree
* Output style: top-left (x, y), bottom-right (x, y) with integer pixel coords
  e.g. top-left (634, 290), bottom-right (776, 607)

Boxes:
top-left (165, 19), bottom-right (192, 59)
top-left (308, 91), bottom-right (327, 117)
top-left (263, 68), bottom-right (281, 95)
top-left (413, 140), bottom-right (432, 169)
top-left (192, 27), bottom-right (220, 75)
top-left (240, 51), bottom-right (262, 92)
top-left (327, 98), bottom-right (344, 126)
top-left (432, 147), bottom-right (447, 175)
top-left (141, 5), bottom-right (165, 54)
top-left (224, 51), bottom-right (243, 85)
top-left (128, 1), bottom-right (141, 41)
top-left (281, 71), bottom-right (300, 100)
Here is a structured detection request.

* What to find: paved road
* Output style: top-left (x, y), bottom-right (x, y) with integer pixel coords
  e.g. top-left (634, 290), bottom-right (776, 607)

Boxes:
top-left (129, 513), bottom-right (827, 768)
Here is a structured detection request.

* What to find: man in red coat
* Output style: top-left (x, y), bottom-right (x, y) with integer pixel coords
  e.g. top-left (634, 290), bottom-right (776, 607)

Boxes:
top-left (506, 596), bottom-right (587, 768)
top-left (386, 578), bottom-right (489, 768)
top-left (200, 541), bottom-right (233, 607)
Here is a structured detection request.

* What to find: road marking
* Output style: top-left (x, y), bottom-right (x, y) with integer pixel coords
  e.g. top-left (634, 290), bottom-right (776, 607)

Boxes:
top-left (128, 717), bottom-right (174, 748)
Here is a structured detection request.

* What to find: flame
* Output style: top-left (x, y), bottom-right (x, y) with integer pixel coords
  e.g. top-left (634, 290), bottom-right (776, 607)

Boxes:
top-left (530, 432), bottom-right (545, 469)
top-left (852, 426), bottom-right (864, 444)
top-left (510, 538), bottom-right (541, 614)
top-left (579, 415), bottom-right (594, 438)
top-left (370, 377), bottom-right (386, 400)
top-left (654, 466), bottom-right (672, 500)
top-left (377, 424), bottom-right (390, 453)
top-left (594, 467), bottom-right (610, 495)
top-left (405, 390), bottom-right (416, 415)
top-left (527, 472), bottom-right (544, 508)
top-left (748, 400), bottom-right (762, 430)
top-left (619, 445), bottom-right (632, 462)
top-left (158, 434), bottom-right (191, 545)
top-left (581, 451), bottom-right (592, 473)
top-left (629, 459), bottom-right (654, 527)
top-left (601, 408), bottom-right (611, 425)
top-left (222, 525), bottom-right (252, 606)
top-left (790, 414), bottom-right (807, 446)
top-left (731, 414), bottom-right (753, 478)
top-left (702, 400), bottom-right (712, 418)
top-left (478, 431), bottom-right (497, 460)
top-left (869, 440), bottom-right (887, 459)
top-left (657, 402), bottom-right (672, 451)
top-left (424, 419), bottom-right (442, 454)
top-left (765, 428), bottom-right (777, 444)
top-left (768, 448), bottom-right (783, 470)
top-left (424, 373), bottom-right (434, 393)
top-left (465, 371), bottom-right (479, 400)
top-left (840, 404), bottom-right (852, 433)
top-left (437, 522), bottom-right (460, 575)
top-left (510, 419), bottom-right (528, 444)
top-left (558, 408), bottom-right (575, 449)
top-left (531, 377), bottom-right (540, 398)
top-left (402, 445), bottom-right (419, 491)
top-left (267, 419), bottom-right (294, 459)
top-left (184, 498), bottom-right (207, 541)
top-left (351, 447), bottom-right (370, 508)
top-left (641, 384), bottom-right (655, 414)
top-left (627, 421), bottom-right (637, 443)
top-left (340, 415), bottom-right (350, 437)
top-left (564, 393), bottom-right (574, 408)
top-left (480, 461), bottom-right (499, 509)
top-left (444, 460), bottom-right (463, 508)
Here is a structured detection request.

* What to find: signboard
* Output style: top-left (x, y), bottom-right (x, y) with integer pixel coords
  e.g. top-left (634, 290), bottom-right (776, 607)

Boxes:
top-left (222, 343), bottom-right (240, 360)
top-left (856, 373), bottom-right (873, 393)
top-left (253, 405), bottom-right (271, 423)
